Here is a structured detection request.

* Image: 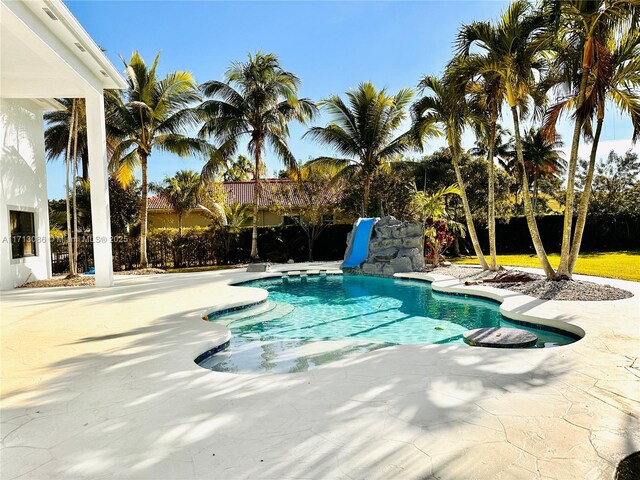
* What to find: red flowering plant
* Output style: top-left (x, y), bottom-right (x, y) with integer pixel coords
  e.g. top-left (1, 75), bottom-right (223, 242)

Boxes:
top-left (424, 219), bottom-right (456, 266)
top-left (409, 184), bottom-right (465, 267)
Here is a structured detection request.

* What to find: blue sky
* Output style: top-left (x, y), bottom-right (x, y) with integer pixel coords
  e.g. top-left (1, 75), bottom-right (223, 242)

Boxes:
top-left (46, 0), bottom-right (638, 198)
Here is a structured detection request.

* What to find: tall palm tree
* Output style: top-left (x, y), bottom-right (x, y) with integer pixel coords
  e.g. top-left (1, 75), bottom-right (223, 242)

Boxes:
top-left (304, 82), bottom-right (427, 216)
top-left (152, 170), bottom-right (202, 236)
top-left (466, 72), bottom-right (506, 271)
top-left (543, 0), bottom-right (638, 278)
top-left (456, 0), bottom-right (556, 278)
top-left (107, 52), bottom-right (212, 268)
top-left (412, 74), bottom-right (489, 270)
top-left (63, 99), bottom-right (78, 276)
top-left (198, 51), bottom-right (317, 260)
top-left (543, 11), bottom-right (640, 274)
top-left (520, 128), bottom-right (566, 212)
top-left (45, 98), bottom-right (90, 181)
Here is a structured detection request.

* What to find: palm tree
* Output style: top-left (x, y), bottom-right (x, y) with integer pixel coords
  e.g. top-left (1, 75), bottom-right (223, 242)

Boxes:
top-left (107, 52), bottom-right (212, 268)
top-left (304, 82), bottom-right (427, 216)
top-left (543, 0), bottom-right (638, 278)
top-left (456, 0), bottom-right (556, 278)
top-left (222, 203), bottom-right (252, 261)
top-left (520, 128), bottom-right (566, 212)
top-left (469, 124), bottom-right (511, 164)
top-left (152, 170), bottom-right (202, 236)
top-left (466, 73), bottom-right (506, 271)
top-left (45, 98), bottom-right (90, 181)
top-left (543, 11), bottom-right (640, 274)
top-left (198, 51), bottom-right (317, 260)
top-left (412, 74), bottom-right (489, 270)
top-left (63, 99), bottom-right (78, 276)
top-left (222, 154), bottom-right (260, 182)
top-left (45, 98), bottom-right (86, 275)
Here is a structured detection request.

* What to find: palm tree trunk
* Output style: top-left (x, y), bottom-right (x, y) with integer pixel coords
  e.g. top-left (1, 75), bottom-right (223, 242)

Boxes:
top-left (533, 175), bottom-right (538, 213)
top-left (557, 65), bottom-right (591, 279)
top-left (363, 173), bottom-right (371, 217)
top-left (178, 213), bottom-right (183, 237)
top-left (487, 118), bottom-right (498, 271)
top-left (568, 111), bottom-right (604, 273)
top-left (250, 147), bottom-right (261, 261)
top-left (71, 102), bottom-right (79, 275)
top-left (451, 149), bottom-right (488, 270)
top-left (139, 153), bottom-right (149, 268)
top-left (81, 150), bottom-right (89, 181)
top-left (65, 100), bottom-right (77, 276)
top-left (510, 106), bottom-right (556, 278)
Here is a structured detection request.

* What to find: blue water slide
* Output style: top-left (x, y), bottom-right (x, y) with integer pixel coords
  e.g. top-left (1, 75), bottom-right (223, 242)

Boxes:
top-left (342, 218), bottom-right (377, 268)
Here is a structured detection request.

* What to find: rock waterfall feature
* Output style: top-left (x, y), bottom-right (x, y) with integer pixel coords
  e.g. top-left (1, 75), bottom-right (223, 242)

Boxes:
top-left (342, 216), bottom-right (425, 275)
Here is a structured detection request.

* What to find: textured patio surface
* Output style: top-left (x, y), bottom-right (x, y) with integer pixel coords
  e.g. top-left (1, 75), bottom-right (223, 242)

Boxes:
top-left (1, 263), bottom-right (639, 479)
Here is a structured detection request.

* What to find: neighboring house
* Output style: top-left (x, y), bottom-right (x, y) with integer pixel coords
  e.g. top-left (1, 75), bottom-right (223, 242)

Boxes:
top-left (0, 0), bottom-right (126, 289)
top-left (148, 179), bottom-right (338, 229)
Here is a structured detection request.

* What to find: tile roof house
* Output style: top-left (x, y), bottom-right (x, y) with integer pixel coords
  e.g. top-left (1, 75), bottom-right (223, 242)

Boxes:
top-left (147, 179), bottom-right (340, 230)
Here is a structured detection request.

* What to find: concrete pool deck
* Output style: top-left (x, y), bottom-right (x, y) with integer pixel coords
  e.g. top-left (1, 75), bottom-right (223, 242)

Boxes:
top-left (1, 262), bottom-right (638, 479)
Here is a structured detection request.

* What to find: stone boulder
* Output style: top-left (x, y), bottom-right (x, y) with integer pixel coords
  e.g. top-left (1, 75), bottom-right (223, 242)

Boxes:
top-left (344, 216), bottom-right (426, 276)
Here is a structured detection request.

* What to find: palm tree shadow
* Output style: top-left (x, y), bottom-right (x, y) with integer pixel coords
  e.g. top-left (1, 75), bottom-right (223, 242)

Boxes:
top-left (1, 289), bottom-right (577, 479)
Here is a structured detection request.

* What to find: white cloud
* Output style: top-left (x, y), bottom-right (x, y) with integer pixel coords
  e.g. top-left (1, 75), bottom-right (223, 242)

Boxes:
top-left (562, 138), bottom-right (640, 162)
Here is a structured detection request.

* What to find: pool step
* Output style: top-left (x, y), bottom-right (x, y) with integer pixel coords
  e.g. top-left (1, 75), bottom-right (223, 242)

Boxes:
top-left (227, 302), bottom-right (294, 328)
top-left (210, 301), bottom-right (277, 325)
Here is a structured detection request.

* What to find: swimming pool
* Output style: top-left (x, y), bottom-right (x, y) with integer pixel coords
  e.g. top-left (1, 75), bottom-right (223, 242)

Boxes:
top-left (199, 275), bottom-right (579, 374)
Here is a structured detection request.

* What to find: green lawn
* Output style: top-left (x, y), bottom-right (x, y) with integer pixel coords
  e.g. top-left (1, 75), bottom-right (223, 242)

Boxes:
top-left (165, 265), bottom-right (245, 274)
top-left (450, 251), bottom-right (640, 282)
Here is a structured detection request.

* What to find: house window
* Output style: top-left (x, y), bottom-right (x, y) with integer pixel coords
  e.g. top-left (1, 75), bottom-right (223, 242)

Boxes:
top-left (10, 210), bottom-right (36, 259)
top-left (322, 214), bottom-right (335, 225)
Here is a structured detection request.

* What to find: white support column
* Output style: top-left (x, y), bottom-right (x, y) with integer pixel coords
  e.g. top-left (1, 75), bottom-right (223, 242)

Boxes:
top-left (85, 92), bottom-right (113, 287)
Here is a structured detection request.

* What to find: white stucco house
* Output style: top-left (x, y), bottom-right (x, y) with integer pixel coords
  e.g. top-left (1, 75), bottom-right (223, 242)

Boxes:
top-left (0, 0), bottom-right (126, 289)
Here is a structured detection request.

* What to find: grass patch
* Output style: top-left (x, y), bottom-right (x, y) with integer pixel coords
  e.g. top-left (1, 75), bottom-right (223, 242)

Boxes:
top-left (165, 264), bottom-right (246, 274)
top-left (450, 251), bottom-right (640, 282)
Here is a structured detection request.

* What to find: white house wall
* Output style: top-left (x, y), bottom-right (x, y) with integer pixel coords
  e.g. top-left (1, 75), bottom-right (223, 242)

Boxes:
top-left (0, 98), bottom-right (52, 289)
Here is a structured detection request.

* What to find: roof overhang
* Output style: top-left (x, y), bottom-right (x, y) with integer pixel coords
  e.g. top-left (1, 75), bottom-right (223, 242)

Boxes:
top-left (0, 0), bottom-right (127, 99)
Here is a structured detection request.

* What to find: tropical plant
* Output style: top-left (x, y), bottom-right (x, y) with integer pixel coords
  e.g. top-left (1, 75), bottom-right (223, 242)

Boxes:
top-left (198, 51), bottom-right (317, 260)
top-left (108, 178), bottom-right (140, 235)
top-left (542, 0), bottom-right (638, 278)
top-left (412, 74), bottom-right (489, 270)
top-left (455, 0), bottom-right (556, 277)
top-left (337, 159), bottom-right (417, 219)
top-left (409, 184), bottom-right (465, 267)
top-left (152, 170), bottom-right (202, 236)
top-left (517, 128), bottom-right (566, 212)
top-left (62, 98), bottom-right (79, 276)
top-left (107, 52), bottom-right (213, 268)
top-left (45, 98), bottom-right (89, 181)
top-left (468, 124), bottom-right (511, 164)
top-left (222, 154), bottom-right (263, 182)
top-left (305, 82), bottom-right (428, 216)
top-left (543, 5), bottom-right (639, 274)
top-left (459, 68), bottom-right (506, 270)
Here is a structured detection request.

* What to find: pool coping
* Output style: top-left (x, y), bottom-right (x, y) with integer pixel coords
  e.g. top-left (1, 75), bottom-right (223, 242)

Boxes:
top-left (194, 266), bottom-right (599, 367)
top-left (2, 261), bottom-right (638, 478)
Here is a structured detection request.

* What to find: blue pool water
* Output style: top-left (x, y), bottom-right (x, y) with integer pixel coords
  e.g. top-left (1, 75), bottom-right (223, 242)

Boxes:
top-left (199, 275), bottom-right (578, 374)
